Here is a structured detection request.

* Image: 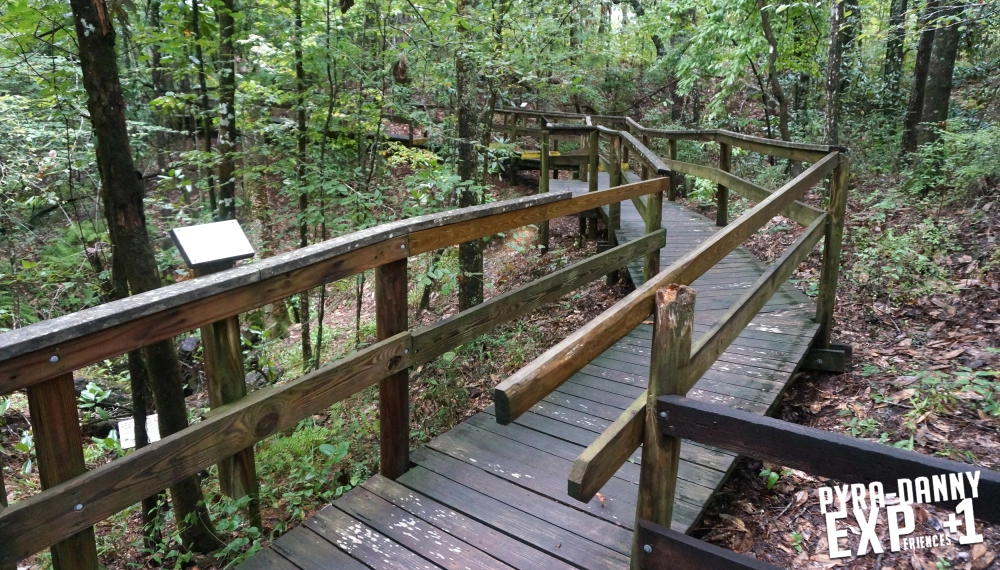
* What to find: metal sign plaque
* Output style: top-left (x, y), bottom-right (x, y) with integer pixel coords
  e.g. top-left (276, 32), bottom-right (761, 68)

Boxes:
top-left (169, 220), bottom-right (256, 268)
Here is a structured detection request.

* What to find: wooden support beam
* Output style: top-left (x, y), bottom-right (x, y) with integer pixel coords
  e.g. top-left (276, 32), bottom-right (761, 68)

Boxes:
top-left (412, 230), bottom-right (664, 365)
top-left (815, 156), bottom-right (849, 348)
top-left (0, 335), bottom-right (411, 565)
top-left (493, 152), bottom-right (838, 425)
top-left (568, 395), bottom-right (644, 502)
top-left (667, 140), bottom-right (678, 201)
top-left (0, 473), bottom-right (10, 570)
top-left (377, 259), bottom-right (409, 479)
top-left (717, 142), bottom-right (731, 226)
top-left (609, 136), bottom-right (622, 234)
top-left (642, 162), bottom-right (663, 283)
top-left (539, 128), bottom-right (550, 253)
top-left (194, 263), bottom-right (260, 526)
top-left (25, 373), bottom-right (99, 570)
top-left (656, 395), bottom-right (1000, 523)
top-left (588, 130), bottom-right (600, 239)
top-left (632, 285), bottom-right (695, 566)
top-left (635, 520), bottom-right (780, 570)
top-left (801, 343), bottom-right (852, 373)
top-left (686, 214), bottom-right (827, 391)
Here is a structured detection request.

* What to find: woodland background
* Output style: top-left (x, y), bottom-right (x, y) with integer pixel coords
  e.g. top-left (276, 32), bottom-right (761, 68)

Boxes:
top-left (0, 0), bottom-right (999, 568)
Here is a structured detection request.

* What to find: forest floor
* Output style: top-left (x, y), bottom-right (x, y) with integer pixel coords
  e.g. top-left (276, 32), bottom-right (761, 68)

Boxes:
top-left (689, 176), bottom-right (1000, 569)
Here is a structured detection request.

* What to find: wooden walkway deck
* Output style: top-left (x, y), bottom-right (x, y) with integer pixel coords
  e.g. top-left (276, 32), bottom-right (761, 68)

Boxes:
top-left (239, 171), bottom-right (819, 570)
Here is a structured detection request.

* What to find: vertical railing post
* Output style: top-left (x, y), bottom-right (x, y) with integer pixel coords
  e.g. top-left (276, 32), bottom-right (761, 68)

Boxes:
top-left (196, 263), bottom-right (261, 528)
top-left (717, 142), bottom-right (731, 226)
top-left (509, 112), bottom-right (517, 140)
top-left (377, 257), bottom-right (410, 479)
top-left (641, 134), bottom-right (650, 180)
top-left (642, 162), bottom-right (663, 282)
top-left (539, 126), bottom-right (550, 254)
top-left (631, 285), bottom-right (695, 568)
top-left (667, 139), bottom-right (678, 201)
top-left (815, 154), bottom-right (850, 348)
top-left (26, 373), bottom-right (99, 570)
top-left (609, 135), bottom-right (622, 234)
top-left (0, 472), bottom-right (12, 570)
top-left (587, 129), bottom-right (600, 240)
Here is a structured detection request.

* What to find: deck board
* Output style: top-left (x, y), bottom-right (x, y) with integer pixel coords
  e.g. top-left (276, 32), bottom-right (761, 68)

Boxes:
top-left (239, 169), bottom-right (820, 568)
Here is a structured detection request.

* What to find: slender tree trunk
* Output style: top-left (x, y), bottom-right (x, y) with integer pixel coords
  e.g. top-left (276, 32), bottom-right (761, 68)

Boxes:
top-left (149, 0), bottom-right (168, 174)
top-left (217, 0), bottom-right (238, 220)
top-left (67, 0), bottom-right (219, 553)
top-left (191, 0), bottom-right (217, 214)
top-left (295, 0), bottom-right (313, 368)
top-left (456, 0), bottom-right (483, 311)
top-left (882, 0), bottom-right (908, 110)
top-left (824, 0), bottom-right (845, 145)
top-left (917, 2), bottom-right (963, 146)
top-left (758, 1), bottom-right (790, 143)
top-left (900, 0), bottom-right (939, 155)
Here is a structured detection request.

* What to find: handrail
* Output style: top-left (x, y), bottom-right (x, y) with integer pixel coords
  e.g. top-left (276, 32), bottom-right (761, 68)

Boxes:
top-left (493, 151), bottom-right (841, 425)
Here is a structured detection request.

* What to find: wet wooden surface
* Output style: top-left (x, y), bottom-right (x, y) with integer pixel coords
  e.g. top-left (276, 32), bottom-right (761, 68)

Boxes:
top-left (239, 170), bottom-right (819, 569)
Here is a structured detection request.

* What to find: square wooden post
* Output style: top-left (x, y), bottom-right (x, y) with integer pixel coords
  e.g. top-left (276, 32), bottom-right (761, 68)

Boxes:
top-left (667, 139), bottom-right (678, 201)
top-left (609, 136), bottom-right (622, 234)
top-left (631, 286), bottom-right (695, 568)
top-left (587, 130), bottom-right (600, 240)
top-left (642, 162), bottom-right (663, 282)
top-left (641, 134), bottom-right (650, 180)
top-left (377, 258), bottom-right (410, 479)
top-left (815, 155), bottom-right (850, 348)
top-left (26, 373), bottom-right (99, 570)
top-left (539, 127), bottom-right (551, 254)
top-left (717, 142), bottom-right (732, 226)
top-left (0, 471), bottom-right (11, 570)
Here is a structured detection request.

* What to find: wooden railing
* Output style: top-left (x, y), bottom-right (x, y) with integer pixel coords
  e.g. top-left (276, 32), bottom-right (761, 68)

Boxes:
top-left (489, 112), bottom-right (851, 566)
top-left (0, 172), bottom-right (668, 567)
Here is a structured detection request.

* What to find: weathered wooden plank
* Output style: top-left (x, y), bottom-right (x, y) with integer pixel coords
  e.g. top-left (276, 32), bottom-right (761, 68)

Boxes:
top-left (686, 214), bottom-right (827, 391)
top-left (362, 475), bottom-right (577, 570)
top-left (400, 463), bottom-right (632, 567)
top-left (715, 131), bottom-right (840, 163)
top-left (269, 526), bottom-right (367, 570)
top-left (657, 396), bottom-right (1000, 522)
top-left (25, 373), bottom-right (99, 570)
top-left (635, 520), bottom-right (780, 570)
top-left (0, 334), bottom-right (410, 564)
top-left (307, 507), bottom-right (443, 570)
top-left (411, 230), bottom-right (665, 364)
top-left (409, 178), bottom-right (667, 254)
top-left (334, 488), bottom-right (514, 570)
top-left (493, 152), bottom-right (839, 424)
top-left (236, 546), bottom-right (302, 570)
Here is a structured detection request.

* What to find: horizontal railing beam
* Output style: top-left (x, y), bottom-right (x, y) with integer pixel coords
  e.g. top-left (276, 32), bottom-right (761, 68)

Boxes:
top-left (685, 213), bottom-right (827, 390)
top-left (636, 520), bottom-right (780, 570)
top-left (0, 333), bottom-right (412, 564)
top-left (493, 152), bottom-right (840, 424)
top-left (412, 230), bottom-right (666, 364)
top-left (657, 395), bottom-right (1000, 524)
top-left (568, 394), bottom-right (645, 502)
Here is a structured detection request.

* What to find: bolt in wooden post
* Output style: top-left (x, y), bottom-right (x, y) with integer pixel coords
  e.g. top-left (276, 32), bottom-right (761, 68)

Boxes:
top-left (631, 286), bottom-right (695, 568)
top-left (717, 142), bottom-right (731, 226)
top-left (815, 155), bottom-right (850, 348)
top-left (667, 139), bottom-right (678, 201)
top-left (587, 130), bottom-right (600, 240)
top-left (195, 262), bottom-right (261, 528)
top-left (377, 257), bottom-right (410, 479)
top-left (642, 160), bottom-right (663, 282)
top-left (26, 373), bottom-right (99, 570)
top-left (539, 127), bottom-right (550, 254)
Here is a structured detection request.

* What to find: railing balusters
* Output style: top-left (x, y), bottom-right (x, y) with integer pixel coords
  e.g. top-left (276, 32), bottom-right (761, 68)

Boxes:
top-left (26, 373), bottom-right (99, 570)
top-left (631, 285), bottom-right (695, 568)
top-left (377, 257), bottom-right (410, 479)
top-left (815, 155), bottom-right (850, 348)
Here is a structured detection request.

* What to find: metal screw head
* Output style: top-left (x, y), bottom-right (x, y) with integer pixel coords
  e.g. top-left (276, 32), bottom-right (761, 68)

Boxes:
top-left (404, 349), bottom-right (409, 354)
top-left (643, 544), bottom-right (652, 553)
top-left (49, 355), bottom-right (60, 363)
top-left (74, 504), bottom-right (83, 511)
top-left (401, 244), bottom-right (407, 249)
top-left (659, 411), bottom-right (667, 418)
top-left (817, 359), bottom-right (824, 364)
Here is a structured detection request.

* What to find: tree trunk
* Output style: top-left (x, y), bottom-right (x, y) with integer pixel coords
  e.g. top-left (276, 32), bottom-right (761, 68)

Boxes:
top-left (824, 0), bottom-right (845, 145)
top-left (917, 2), bottom-right (963, 146)
top-left (758, 0), bottom-right (791, 144)
top-left (900, 0), bottom-right (939, 155)
top-left (882, 0), bottom-right (908, 110)
top-left (456, 0), bottom-right (483, 311)
top-left (149, 0), bottom-right (169, 175)
top-left (67, 0), bottom-right (220, 553)
top-left (191, 0), bottom-right (217, 214)
top-left (294, 0), bottom-right (313, 368)
top-left (217, 0), bottom-right (238, 220)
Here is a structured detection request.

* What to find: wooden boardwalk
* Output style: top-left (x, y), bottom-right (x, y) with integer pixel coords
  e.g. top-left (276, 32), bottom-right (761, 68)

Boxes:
top-left (239, 172), bottom-right (819, 570)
